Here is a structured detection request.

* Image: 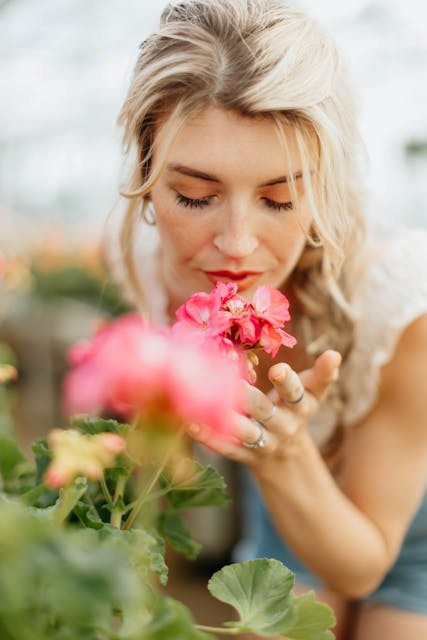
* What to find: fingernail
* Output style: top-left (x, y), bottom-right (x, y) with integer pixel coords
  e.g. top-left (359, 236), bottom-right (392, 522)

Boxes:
top-left (271, 363), bottom-right (289, 381)
top-left (331, 368), bottom-right (340, 382)
top-left (188, 423), bottom-right (201, 435)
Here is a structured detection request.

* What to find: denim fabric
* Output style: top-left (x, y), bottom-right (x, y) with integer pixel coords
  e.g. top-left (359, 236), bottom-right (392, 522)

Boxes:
top-left (233, 469), bottom-right (427, 614)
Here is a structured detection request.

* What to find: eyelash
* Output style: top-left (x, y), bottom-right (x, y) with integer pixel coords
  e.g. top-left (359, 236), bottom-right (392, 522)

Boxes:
top-left (265, 199), bottom-right (294, 212)
top-left (175, 194), bottom-right (294, 211)
top-left (176, 194), bottom-right (211, 208)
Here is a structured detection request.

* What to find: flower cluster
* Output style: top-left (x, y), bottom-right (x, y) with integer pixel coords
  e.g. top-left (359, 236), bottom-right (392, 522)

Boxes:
top-left (44, 428), bottom-right (126, 488)
top-left (64, 314), bottom-right (244, 440)
top-left (173, 282), bottom-right (297, 358)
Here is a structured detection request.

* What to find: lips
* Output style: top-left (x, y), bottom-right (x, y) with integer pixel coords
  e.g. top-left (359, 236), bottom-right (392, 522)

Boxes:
top-left (206, 270), bottom-right (260, 280)
top-left (204, 270), bottom-right (262, 291)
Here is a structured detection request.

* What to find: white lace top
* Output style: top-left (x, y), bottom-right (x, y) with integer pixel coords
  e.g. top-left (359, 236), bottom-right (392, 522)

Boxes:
top-left (309, 221), bottom-right (427, 444)
top-left (106, 210), bottom-right (427, 446)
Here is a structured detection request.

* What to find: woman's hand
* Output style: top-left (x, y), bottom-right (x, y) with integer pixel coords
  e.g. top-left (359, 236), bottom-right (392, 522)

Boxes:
top-left (188, 349), bottom-right (342, 465)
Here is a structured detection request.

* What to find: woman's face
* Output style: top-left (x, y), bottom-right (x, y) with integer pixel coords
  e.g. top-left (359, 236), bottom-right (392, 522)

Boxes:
top-left (149, 107), bottom-right (312, 312)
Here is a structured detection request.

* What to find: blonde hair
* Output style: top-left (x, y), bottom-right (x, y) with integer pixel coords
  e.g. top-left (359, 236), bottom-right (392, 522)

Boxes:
top-left (116, 0), bottom-right (368, 454)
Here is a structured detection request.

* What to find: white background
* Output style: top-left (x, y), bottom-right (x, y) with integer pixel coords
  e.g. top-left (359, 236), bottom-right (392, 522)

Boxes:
top-left (1, 0), bottom-right (426, 250)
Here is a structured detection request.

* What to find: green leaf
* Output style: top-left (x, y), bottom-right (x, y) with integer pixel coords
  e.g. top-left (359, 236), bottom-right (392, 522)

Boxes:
top-left (0, 437), bottom-right (26, 481)
top-left (158, 510), bottom-right (202, 560)
top-left (143, 597), bottom-right (215, 640)
top-left (99, 525), bottom-right (168, 585)
top-left (0, 501), bottom-right (146, 637)
top-left (285, 592), bottom-right (336, 640)
top-left (70, 415), bottom-right (127, 436)
top-left (208, 559), bottom-right (336, 639)
top-left (73, 501), bottom-right (104, 530)
top-left (21, 483), bottom-right (49, 506)
top-left (162, 462), bottom-right (231, 509)
top-left (208, 559), bottom-right (296, 636)
top-left (31, 437), bottom-right (52, 483)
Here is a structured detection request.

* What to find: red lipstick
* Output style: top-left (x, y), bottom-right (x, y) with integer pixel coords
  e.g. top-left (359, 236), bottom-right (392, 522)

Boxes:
top-left (204, 270), bottom-right (262, 291)
top-left (207, 270), bottom-right (259, 279)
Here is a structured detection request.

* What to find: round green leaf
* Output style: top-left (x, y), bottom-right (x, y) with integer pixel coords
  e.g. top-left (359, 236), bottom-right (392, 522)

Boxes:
top-left (207, 558), bottom-right (296, 635)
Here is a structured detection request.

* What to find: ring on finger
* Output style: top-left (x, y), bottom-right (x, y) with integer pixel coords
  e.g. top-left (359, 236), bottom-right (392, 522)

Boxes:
top-left (243, 420), bottom-right (267, 449)
top-left (263, 404), bottom-right (276, 423)
top-left (285, 387), bottom-right (305, 405)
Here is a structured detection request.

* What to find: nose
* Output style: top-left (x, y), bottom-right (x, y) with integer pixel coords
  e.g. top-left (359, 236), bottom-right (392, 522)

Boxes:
top-left (213, 208), bottom-right (259, 259)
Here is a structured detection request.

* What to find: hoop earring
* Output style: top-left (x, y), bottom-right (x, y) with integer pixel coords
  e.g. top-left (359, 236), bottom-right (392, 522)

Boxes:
top-left (142, 201), bottom-right (157, 226)
top-left (308, 225), bottom-right (322, 246)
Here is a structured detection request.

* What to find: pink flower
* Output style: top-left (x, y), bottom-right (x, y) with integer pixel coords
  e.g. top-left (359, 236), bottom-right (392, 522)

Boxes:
top-left (221, 294), bottom-right (260, 344)
top-left (259, 324), bottom-right (297, 358)
top-left (64, 314), bottom-right (244, 441)
top-left (44, 429), bottom-right (126, 488)
top-left (212, 281), bottom-right (238, 304)
top-left (252, 285), bottom-right (291, 326)
top-left (172, 283), bottom-right (297, 359)
top-left (175, 291), bottom-right (232, 338)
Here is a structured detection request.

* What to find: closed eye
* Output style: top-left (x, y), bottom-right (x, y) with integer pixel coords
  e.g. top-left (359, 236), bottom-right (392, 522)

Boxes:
top-left (176, 193), bottom-right (212, 208)
top-left (263, 198), bottom-right (294, 211)
top-left (176, 193), bottom-right (294, 211)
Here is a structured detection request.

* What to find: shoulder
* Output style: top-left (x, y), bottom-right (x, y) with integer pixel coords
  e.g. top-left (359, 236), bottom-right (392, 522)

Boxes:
top-left (379, 311), bottom-right (427, 434)
top-left (342, 223), bottom-right (427, 426)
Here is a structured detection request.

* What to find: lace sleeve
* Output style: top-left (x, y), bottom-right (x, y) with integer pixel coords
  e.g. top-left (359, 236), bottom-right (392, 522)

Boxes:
top-left (342, 227), bottom-right (427, 427)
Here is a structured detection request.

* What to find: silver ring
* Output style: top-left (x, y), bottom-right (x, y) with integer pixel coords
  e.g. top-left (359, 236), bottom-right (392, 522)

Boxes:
top-left (243, 420), bottom-right (267, 449)
top-left (286, 388), bottom-right (305, 405)
top-left (263, 404), bottom-right (276, 423)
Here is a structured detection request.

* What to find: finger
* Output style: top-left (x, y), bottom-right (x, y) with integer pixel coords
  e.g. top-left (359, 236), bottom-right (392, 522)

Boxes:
top-left (268, 363), bottom-right (317, 417)
top-left (244, 382), bottom-right (299, 436)
top-left (299, 350), bottom-right (341, 401)
top-left (187, 421), bottom-right (242, 458)
top-left (187, 419), bottom-right (276, 463)
top-left (243, 382), bottom-right (278, 423)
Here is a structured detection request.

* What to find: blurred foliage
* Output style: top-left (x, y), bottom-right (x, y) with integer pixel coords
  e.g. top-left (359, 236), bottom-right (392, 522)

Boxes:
top-left (405, 139), bottom-right (427, 157)
top-left (1, 231), bottom-right (133, 318)
top-left (0, 405), bottom-right (336, 639)
top-left (31, 263), bottom-right (132, 317)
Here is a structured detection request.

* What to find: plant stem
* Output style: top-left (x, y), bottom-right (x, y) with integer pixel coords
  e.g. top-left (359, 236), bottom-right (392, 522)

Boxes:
top-left (110, 474), bottom-right (127, 528)
top-left (122, 431), bottom-right (182, 531)
top-left (195, 625), bottom-right (241, 635)
top-left (99, 475), bottom-right (114, 508)
top-left (54, 477), bottom-right (87, 524)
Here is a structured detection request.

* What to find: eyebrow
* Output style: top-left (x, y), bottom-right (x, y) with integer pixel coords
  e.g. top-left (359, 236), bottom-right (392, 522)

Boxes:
top-left (167, 163), bottom-right (302, 186)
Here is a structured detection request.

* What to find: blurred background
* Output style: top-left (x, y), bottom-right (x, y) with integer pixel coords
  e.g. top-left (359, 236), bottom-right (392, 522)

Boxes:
top-left (0, 0), bottom-right (426, 627)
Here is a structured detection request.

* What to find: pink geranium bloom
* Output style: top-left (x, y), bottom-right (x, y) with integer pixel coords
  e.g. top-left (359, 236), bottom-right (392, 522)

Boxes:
top-left (222, 295), bottom-right (260, 345)
top-left (172, 282), bottom-right (297, 368)
top-left (212, 281), bottom-right (238, 304)
top-left (65, 314), bottom-right (167, 416)
top-left (64, 314), bottom-right (243, 440)
top-left (259, 323), bottom-right (297, 357)
top-left (252, 285), bottom-right (291, 326)
top-left (175, 291), bottom-right (232, 338)
top-left (165, 335), bottom-right (244, 438)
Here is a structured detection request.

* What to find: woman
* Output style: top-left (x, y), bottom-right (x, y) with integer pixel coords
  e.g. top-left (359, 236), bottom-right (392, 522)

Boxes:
top-left (107, 1), bottom-right (427, 638)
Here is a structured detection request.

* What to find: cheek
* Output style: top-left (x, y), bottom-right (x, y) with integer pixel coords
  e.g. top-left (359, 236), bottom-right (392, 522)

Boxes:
top-left (152, 199), bottom-right (209, 260)
top-left (269, 217), bottom-right (308, 267)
